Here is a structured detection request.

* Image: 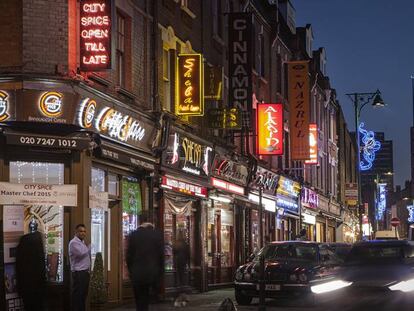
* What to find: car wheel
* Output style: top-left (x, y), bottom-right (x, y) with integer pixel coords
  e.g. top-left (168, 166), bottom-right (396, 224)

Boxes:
top-left (235, 289), bottom-right (253, 305)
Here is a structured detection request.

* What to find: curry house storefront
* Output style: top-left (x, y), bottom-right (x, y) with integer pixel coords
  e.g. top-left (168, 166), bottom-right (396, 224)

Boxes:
top-left (0, 77), bottom-right (159, 310)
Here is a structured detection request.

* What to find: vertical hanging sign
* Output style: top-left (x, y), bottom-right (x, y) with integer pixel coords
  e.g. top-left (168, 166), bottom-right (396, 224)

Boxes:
top-left (288, 61), bottom-right (310, 160)
top-left (176, 54), bottom-right (204, 116)
top-left (305, 123), bottom-right (318, 164)
top-left (257, 103), bottom-right (283, 155)
top-left (228, 12), bottom-right (253, 127)
top-left (80, 0), bottom-right (112, 71)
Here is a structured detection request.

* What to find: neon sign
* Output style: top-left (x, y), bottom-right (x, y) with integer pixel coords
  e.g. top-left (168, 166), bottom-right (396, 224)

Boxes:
top-left (408, 205), bottom-right (414, 223)
top-left (375, 183), bottom-right (386, 220)
top-left (176, 54), bottom-right (204, 116)
top-left (305, 124), bottom-right (318, 164)
top-left (257, 103), bottom-right (283, 155)
top-left (80, 0), bottom-right (112, 71)
top-left (161, 176), bottom-right (207, 198)
top-left (359, 122), bottom-right (381, 171)
top-left (0, 91), bottom-right (10, 121)
top-left (78, 98), bottom-right (146, 143)
top-left (39, 91), bottom-right (63, 117)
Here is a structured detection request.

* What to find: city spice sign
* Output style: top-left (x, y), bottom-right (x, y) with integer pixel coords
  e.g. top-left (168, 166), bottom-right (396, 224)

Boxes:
top-left (176, 54), bottom-right (204, 116)
top-left (80, 0), bottom-right (112, 71)
top-left (257, 103), bottom-right (283, 155)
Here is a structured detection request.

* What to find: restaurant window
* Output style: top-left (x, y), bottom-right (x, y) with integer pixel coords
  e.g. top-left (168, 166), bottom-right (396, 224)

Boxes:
top-left (91, 168), bottom-right (106, 268)
top-left (122, 178), bottom-right (142, 280)
top-left (116, 12), bottom-right (126, 87)
top-left (9, 161), bottom-right (65, 283)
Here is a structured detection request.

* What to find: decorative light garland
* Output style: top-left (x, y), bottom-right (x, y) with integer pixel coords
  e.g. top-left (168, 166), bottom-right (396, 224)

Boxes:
top-left (359, 122), bottom-right (381, 171)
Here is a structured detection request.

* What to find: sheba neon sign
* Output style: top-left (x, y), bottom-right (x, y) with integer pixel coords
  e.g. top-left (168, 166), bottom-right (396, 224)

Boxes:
top-left (80, 0), bottom-right (112, 71)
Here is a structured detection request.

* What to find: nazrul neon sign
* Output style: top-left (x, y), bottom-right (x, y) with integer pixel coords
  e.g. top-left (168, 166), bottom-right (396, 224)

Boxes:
top-left (359, 122), bottom-right (381, 171)
top-left (375, 183), bottom-right (386, 220)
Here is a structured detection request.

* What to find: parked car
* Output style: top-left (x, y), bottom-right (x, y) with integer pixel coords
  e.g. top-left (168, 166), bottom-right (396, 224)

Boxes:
top-left (234, 241), bottom-right (343, 305)
top-left (311, 240), bottom-right (414, 309)
top-left (323, 242), bottom-right (352, 262)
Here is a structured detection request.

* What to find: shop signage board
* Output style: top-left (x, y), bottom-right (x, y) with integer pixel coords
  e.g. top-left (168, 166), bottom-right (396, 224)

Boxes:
top-left (249, 166), bottom-right (279, 196)
top-left (5, 131), bottom-right (92, 150)
top-left (204, 65), bottom-right (223, 100)
top-left (248, 193), bottom-right (276, 212)
top-left (0, 182), bottom-right (78, 206)
top-left (176, 54), bottom-right (204, 116)
top-left (206, 108), bottom-right (242, 129)
top-left (228, 12), bottom-right (253, 127)
top-left (303, 213), bottom-right (316, 225)
top-left (277, 176), bottom-right (301, 214)
top-left (211, 177), bottom-right (244, 195)
top-left (305, 123), bottom-right (318, 164)
top-left (89, 186), bottom-right (108, 210)
top-left (345, 183), bottom-right (358, 206)
top-left (163, 129), bottom-right (213, 178)
top-left (0, 90), bottom-right (12, 122)
top-left (161, 176), bottom-right (207, 198)
top-left (257, 103), bottom-right (283, 155)
top-left (288, 61), bottom-right (310, 160)
top-left (98, 144), bottom-right (155, 170)
top-left (79, 0), bottom-right (112, 71)
top-left (211, 154), bottom-right (249, 186)
top-left (301, 187), bottom-right (318, 209)
top-left (77, 97), bottom-right (158, 153)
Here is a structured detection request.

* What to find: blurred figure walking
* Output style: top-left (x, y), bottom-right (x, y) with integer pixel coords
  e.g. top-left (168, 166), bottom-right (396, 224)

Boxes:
top-left (127, 221), bottom-right (164, 311)
top-left (173, 230), bottom-right (190, 307)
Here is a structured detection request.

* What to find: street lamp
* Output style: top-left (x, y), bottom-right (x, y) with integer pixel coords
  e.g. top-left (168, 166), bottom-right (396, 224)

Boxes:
top-left (346, 89), bottom-right (385, 240)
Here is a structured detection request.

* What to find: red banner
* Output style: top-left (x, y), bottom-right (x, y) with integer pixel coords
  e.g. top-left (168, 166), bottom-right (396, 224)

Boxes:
top-left (305, 123), bottom-right (318, 164)
top-left (257, 103), bottom-right (283, 155)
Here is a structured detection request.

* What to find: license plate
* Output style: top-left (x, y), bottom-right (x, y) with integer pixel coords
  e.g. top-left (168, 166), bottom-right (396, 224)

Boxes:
top-left (256, 284), bottom-right (281, 291)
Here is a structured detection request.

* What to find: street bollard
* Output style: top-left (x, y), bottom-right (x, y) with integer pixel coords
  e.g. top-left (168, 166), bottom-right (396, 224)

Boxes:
top-left (258, 254), bottom-right (266, 311)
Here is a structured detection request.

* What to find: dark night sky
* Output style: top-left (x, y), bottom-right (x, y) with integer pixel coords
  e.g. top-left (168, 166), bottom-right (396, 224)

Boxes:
top-left (293, 0), bottom-right (414, 188)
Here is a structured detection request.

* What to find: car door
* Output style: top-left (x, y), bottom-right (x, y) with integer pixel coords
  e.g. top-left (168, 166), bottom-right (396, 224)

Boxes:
top-left (318, 245), bottom-right (341, 279)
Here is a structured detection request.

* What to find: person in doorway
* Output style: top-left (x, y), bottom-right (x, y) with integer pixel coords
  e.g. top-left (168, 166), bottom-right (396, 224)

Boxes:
top-left (16, 218), bottom-right (47, 311)
top-left (69, 224), bottom-right (91, 311)
top-left (127, 219), bottom-right (164, 311)
top-left (296, 228), bottom-right (308, 241)
top-left (173, 230), bottom-right (190, 307)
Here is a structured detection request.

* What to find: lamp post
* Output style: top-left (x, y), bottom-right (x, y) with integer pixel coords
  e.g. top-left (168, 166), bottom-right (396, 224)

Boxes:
top-left (346, 90), bottom-right (385, 240)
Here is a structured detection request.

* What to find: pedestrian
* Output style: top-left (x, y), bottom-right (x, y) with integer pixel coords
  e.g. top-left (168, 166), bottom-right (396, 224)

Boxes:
top-left (69, 224), bottom-right (91, 311)
top-left (173, 230), bottom-right (190, 307)
top-left (296, 228), bottom-right (308, 241)
top-left (127, 219), bottom-right (164, 311)
top-left (16, 218), bottom-right (47, 311)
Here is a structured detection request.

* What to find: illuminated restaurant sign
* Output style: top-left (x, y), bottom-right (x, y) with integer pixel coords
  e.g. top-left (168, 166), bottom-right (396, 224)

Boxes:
top-left (228, 12), bottom-right (252, 126)
top-left (211, 154), bottom-right (249, 186)
top-left (0, 90), bottom-right (10, 121)
top-left (161, 176), bottom-right (207, 198)
top-left (301, 187), bottom-right (318, 209)
top-left (288, 61), bottom-right (310, 160)
top-left (211, 177), bottom-right (245, 195)
top-left (176, 54), bottom-right (204, 116)
top-left (257, 103), bottom-right (283, 155)
top-left (249, 166), bottom-right (279, 196)
top-left (305, 123), bottom-right (318, 165)
top-left (163, 129), bottom-right (213, 178)
top-left (207, 108), bottom-right (242, 129)
top-left (77, 97), bottom-right (157, 152)
top-left (39, 91), bottom-right (63, 118)
top-left (80, 0), bottom-right (112, 71)
top-left (277, 176), bottom-right (301, 199)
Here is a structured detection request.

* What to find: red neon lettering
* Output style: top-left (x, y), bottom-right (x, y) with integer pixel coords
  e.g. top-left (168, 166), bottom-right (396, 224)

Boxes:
top-left (83, 3), bottom-right (106, 13)
top-left (81, 16), bottom-right (109, 26)
top-left (83, 55), bottom-right (108, 65)
top-left (81, 29), bottom-right (109, 39)
top-left (85, 42), bottom-right (107, 52)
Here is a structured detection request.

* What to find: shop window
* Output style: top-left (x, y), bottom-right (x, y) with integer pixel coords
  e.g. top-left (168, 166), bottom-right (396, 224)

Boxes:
top-left (122, 178), bottom-right (142, 280)
top-left (116, 12), bottom-right (125, 87)
top-left (9, 161), bottom-right (65, 283)
top-left (91, 168), bottom-right (106, 268)
top-left (108, 173), bottom-right (119, 196)
top-left (164, 195), bottom-right (192, 271)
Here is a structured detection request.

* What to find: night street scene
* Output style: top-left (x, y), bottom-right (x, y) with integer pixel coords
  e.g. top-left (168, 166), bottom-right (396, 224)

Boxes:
top-left (2, 0), bottom-right (414, 310)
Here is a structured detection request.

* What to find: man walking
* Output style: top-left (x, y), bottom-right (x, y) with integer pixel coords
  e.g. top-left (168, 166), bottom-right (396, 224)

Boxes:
top-left (69, 224), bottom-right (91, 311)
top-left (127, 221), bottom-right (164, 311)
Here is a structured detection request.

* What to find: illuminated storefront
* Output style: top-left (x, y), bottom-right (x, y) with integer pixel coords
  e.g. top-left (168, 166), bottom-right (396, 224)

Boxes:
top-left (0, 77), bottom-right (159, 308)
top-left (301, 187), bottom-right (318, 241)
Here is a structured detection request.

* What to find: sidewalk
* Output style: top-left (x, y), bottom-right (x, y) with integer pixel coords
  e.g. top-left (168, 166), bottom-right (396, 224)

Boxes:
top-left (109, 288), bottom-right (236, 311)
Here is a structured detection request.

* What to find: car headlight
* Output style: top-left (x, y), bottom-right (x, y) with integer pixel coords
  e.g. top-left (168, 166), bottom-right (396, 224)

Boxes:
top-left (289, 274), bottom-right (297, 282)
top-left (235, 271), bottom-right (244, 281)
top-left (311, 280), bottom-right (352, 294)
top-left (389, 279), bottom-right (414, 292)
top-left (298, 273), bottom-right (308, 283)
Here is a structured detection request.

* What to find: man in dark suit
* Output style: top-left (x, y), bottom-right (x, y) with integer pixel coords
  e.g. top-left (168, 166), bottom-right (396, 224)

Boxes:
top-left (127, 221), bottom-right (164, 311)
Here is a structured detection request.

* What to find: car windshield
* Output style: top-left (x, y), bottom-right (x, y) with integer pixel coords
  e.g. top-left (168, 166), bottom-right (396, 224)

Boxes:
top-left (346, 245), bottom-right (404, 264)
top-left (255, 244), bottom-right (318, 262)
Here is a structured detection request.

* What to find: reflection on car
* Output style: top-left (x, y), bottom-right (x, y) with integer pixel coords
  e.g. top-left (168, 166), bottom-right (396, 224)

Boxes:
top-left (311, 240), bottom-right (414, 297)
top-left (234, 241), bottom-right (343, 305)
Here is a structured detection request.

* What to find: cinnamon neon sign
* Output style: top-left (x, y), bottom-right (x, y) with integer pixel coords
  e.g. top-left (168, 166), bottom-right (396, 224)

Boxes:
top-left (80, 0), bottom-right (112, 71)
top-left (257, 103), bottom-right (283, 155)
